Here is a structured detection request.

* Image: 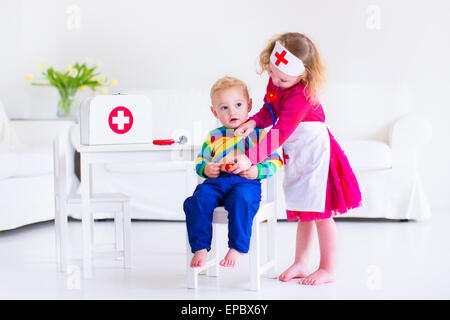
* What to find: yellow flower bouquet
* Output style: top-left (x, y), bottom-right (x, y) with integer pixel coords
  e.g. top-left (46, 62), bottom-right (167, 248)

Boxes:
top-left (26, 62), bottom-right (118, 117)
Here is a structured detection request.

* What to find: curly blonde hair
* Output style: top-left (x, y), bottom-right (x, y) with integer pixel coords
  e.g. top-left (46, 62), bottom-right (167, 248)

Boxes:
top-left (259, 32), bottom-right (326, 104)
top-left (210, 76), bottom-right (250, 105)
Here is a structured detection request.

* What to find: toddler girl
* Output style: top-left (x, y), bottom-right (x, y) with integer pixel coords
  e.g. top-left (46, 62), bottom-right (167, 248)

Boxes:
top-left (231, 32), bottom-right (362, 285)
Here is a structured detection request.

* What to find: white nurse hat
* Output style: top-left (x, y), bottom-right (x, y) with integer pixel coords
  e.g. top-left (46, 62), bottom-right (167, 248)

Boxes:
top-left (269, 41), bottom-right (305, 77)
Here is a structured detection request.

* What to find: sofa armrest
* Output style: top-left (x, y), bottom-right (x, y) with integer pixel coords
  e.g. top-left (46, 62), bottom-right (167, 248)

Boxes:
top-left (389, 113), bottom-right (432, 169)
top-left (11, 120), bottom-right (76, 147)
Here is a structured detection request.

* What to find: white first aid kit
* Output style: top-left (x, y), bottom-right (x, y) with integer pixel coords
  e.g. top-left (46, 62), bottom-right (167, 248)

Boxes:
top-left (80, 94), bottom-right (152, 145)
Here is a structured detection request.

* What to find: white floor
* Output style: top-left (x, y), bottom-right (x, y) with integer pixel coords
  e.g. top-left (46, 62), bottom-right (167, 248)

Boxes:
top-left (1, 212), bottom-right (450, 300)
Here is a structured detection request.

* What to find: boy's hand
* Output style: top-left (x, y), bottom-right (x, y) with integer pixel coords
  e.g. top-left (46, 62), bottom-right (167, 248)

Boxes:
top-left (204, 163), bottom-right (221, 178)
top-left (234, 120), bottom-right (256, 137)
top-left (239, 165), bottom-right (259, 180)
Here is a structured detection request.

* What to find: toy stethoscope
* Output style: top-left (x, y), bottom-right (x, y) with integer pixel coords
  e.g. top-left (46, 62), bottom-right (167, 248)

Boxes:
top-left (265, 100), bottom-right (277, 126)
top-left (153, 135), bottom-right (187, 145)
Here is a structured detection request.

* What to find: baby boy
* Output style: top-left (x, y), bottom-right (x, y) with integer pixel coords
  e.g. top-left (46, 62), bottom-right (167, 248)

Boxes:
top-left (183, 76), bottom-right (283, 268)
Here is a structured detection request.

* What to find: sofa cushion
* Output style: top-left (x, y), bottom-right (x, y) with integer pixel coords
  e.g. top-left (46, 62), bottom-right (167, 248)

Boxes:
top-left (0, 146), bottom-right (53, 179)
top-left (340, 140), bottom-right (392, 171)
top-left (0, 150), bottom-right (18, 179)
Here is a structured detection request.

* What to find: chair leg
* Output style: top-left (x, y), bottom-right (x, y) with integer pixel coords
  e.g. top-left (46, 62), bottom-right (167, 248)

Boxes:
top-left (54, 202), bottom-right (61, 271)
top-left (267, 216), bottom-right (277, 278)
top-left (206, 224), bottom-right (219, 277)
top-left (60, 207), bottom-right (69, 273)
top-left (90, 210), bottom-right (95, 245)
top-left (249, 221), bottom-right (261, 291)
top-left (186, 232), bottom-right (198, 289)
top-left (115, 211), bottom-right (124, 252)
top-left (122, 201), bottom-right (132, 269)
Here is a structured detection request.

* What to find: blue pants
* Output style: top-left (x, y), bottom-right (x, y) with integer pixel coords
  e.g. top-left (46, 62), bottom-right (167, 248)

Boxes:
top-left (183, 173), bottom-right (262, 254)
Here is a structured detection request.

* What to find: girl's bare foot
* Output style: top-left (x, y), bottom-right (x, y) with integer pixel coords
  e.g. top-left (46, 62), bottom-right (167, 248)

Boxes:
top-left (219, 248), bottom-right (243, 267)
top-left (298, 268), bottom-right (336, 286)
top-left (190, 249), bottom-right (207, 268)
top-left (278, 263), bottom-right (310, 282)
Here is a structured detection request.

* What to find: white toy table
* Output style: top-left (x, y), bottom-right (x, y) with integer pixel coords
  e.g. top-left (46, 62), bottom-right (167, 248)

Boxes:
top-left (76, 142), bottom-right (196, 278)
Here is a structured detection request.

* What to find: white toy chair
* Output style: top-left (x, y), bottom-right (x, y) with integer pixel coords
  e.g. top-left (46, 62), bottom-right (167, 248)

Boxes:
top-left (185, 162), bottom-right (278, 291)
top-left (53, 134), bottom-right (131, 273)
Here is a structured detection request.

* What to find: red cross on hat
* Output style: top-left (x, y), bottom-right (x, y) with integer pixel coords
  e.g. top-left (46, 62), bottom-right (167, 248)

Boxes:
top-left (270, 41), bottom-right (305, 77)
top-left (274, 50), bottom-right (288, 66)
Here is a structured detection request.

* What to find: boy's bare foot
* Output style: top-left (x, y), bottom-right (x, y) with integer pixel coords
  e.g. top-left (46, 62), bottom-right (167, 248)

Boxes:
top-left (190, 249), bottom-right (207, 268)
top-left (278, 263), bottom-right (310, 282)
top-left (298, 268), bottom-right (336, 286)
top-left (219, 248), bottom-right (243, 267)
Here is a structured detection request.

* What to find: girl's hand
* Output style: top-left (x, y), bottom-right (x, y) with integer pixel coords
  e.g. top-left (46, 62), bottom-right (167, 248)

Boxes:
top-left (228, 154), bottom-right (252, 175)
top-left (239, 165), bottom-right (259, 180)
top-left (221, 162), bottom-right (235, 172)
top-left (204, 163), bottom-right (221, 178)
top-left (234, 120), bottom-right (256, 137)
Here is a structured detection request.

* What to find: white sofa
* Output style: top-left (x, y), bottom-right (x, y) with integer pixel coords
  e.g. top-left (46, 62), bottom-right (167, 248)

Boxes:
top-left (65, 83), bottom-right (432, 222)
top-left (0, 81), bottom-right (432, 230)
top-left (320, 83), bottom-right (432, 220)
top-left (0, 114), bottom-right (75, 231)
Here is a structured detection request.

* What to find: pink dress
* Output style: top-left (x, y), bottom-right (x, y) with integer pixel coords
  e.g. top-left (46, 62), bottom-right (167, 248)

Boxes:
top-left (246, 79), bottom-right (362, 222)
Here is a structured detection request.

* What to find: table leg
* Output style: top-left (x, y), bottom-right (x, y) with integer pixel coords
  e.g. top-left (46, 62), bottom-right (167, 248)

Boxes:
top-left (81, 154), bottom-right (93, 278)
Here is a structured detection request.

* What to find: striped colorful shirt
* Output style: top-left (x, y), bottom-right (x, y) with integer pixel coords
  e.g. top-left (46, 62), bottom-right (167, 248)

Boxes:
top-left (195, 126), bottom-right (283, 179)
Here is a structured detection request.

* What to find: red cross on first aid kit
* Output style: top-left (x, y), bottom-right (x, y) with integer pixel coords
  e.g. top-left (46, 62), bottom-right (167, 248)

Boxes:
top-left (80, 94), bottom-right (152, 145)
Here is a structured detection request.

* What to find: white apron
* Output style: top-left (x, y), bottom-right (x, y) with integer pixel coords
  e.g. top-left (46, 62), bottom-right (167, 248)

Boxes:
top-left (282, 122), bottom-right (330, 212)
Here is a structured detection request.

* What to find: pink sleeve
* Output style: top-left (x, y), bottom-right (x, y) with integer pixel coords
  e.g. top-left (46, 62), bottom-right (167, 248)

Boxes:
top-left (246, 90), bottom-right (312, 164)
top-left (249, 80), bottom-right (275, 128)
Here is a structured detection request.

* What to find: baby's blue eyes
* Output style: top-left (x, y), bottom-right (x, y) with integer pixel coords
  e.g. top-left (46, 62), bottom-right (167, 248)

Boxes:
top-left (220, 103), bottom-right (242, 110)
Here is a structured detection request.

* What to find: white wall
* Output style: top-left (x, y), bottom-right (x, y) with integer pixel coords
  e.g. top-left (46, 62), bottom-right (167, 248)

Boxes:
top-left (0, 0), bottom-right (449, 209)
